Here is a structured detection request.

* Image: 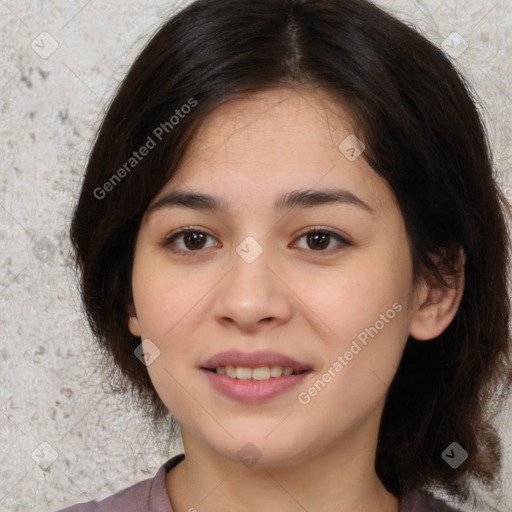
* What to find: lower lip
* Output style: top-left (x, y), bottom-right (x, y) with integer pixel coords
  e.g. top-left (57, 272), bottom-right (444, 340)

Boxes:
top-left (201, 369), bottom-right (311, 403)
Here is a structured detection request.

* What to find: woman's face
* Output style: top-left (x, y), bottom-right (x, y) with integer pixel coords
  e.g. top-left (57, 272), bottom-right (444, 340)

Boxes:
top-left (129, 87), bottom-right (424, 468)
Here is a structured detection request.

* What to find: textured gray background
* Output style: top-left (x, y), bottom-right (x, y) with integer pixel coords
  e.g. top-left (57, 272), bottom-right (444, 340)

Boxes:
top-left (1, 1), bottom-right (511, 511)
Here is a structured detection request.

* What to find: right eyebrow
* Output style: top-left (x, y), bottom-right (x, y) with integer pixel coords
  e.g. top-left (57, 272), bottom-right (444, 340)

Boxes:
top-left (146, 191), bottom-right (230, 216)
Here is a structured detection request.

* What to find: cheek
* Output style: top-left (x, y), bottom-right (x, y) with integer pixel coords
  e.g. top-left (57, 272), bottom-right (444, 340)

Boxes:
top-left (296, 283), bottom-right (409, 429)
top-left (296, 259), bottom-right (410, 340)
top-left (131, 251), bottom-right (210, 339)
top-left (295, 250), bottom-right (413, 389)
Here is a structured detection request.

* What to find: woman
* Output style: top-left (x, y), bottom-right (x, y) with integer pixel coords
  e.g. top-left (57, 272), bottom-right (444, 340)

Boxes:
top-left (60, 0), bottom-right (512, 510)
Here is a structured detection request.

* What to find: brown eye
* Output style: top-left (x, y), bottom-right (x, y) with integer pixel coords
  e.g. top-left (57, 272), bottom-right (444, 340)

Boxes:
top-left (292, 228), bottom-right (349, 252)
top-left (164, 228), bottom-right (219, 253)
top-left (163, 226), bottom-right (348, 256)
top-left (183, 231), bottom-right (207, 250)
top-left (306, 232), bottom-right (331, 250)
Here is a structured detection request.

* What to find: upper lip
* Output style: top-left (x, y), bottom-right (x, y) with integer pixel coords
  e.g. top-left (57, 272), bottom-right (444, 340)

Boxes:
top-left (201, 350), bottom-right (312, 372)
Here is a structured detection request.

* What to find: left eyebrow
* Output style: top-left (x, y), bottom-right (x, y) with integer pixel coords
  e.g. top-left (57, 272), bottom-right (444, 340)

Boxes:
top-left (274, 189), bottom-right (374, 214)
top-left (146, 188), bottom-right (374, 217)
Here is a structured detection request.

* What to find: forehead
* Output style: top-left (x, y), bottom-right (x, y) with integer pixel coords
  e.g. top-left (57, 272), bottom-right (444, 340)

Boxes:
top-left (182, 86), bottom-right (353, 164)
top-left (153, 86), bottom-right (397, 216)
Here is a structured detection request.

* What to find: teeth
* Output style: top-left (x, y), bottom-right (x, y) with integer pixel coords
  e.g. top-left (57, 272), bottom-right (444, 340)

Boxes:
top-left (215, 365), bottom-right (298, 380)
top-left (270, 365), bottom-right (283, 377)
top-left (252, 366), bottom-right (270, 380)
top-left (236, 367), bottom-right (252, 380)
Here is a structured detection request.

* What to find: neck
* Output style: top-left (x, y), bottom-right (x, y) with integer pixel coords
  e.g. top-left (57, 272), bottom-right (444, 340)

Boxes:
top-left (166, 420), bottom-right (400, 512)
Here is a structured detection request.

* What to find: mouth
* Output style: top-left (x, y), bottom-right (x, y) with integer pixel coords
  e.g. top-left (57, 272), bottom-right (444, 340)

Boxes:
top-left (199, 350), bottom-right (313, 402)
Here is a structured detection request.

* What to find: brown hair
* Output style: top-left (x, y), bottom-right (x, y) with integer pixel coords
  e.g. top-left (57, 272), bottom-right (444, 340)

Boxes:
top-left (69, 0), bottom-right (512, 508)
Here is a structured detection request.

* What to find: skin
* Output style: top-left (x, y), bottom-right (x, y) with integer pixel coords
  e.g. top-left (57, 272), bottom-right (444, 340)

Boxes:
top-left (128, 86), bottom-right (464, 512)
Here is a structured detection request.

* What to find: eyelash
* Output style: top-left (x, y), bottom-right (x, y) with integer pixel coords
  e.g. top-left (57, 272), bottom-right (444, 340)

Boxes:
top-left (162, 226), bottom-right (350, 256)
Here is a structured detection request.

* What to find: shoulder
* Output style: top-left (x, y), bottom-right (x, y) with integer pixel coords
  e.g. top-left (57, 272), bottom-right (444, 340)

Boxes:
top-left (54, 475), bottom-right (154, 512)
top-left (401, 489), bottom-right (466, 512)
top-left (54, 453), bottom-right (185, 512)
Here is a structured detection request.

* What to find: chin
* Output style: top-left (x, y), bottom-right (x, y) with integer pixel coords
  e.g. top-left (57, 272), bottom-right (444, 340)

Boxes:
top-left (210, 431), bottom-right (312, 470)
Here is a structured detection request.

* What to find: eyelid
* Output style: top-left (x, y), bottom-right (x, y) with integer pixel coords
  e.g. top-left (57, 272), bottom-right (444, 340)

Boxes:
top-left (293, 225), bottom-right (349, 242)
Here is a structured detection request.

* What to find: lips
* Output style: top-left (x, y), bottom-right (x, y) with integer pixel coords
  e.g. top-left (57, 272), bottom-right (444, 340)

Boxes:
top-left (200, 350), bottom-right (313, 373)
top-left (200, 350), bottom-right (314, 402)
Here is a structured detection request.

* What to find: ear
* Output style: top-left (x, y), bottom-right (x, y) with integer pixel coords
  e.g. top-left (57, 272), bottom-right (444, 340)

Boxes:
top-left (409, 247), bottom-right (465, 341)
top-left (127, 304), bottom-right (141, 337)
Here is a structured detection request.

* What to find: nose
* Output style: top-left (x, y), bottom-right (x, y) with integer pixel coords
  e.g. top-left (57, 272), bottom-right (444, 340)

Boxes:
top-left (212, 241), bottom-right (294, 333)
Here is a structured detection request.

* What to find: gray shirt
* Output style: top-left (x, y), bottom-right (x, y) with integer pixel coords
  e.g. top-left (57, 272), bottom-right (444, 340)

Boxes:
top-left (56, 453), bottom-right (463, 511)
